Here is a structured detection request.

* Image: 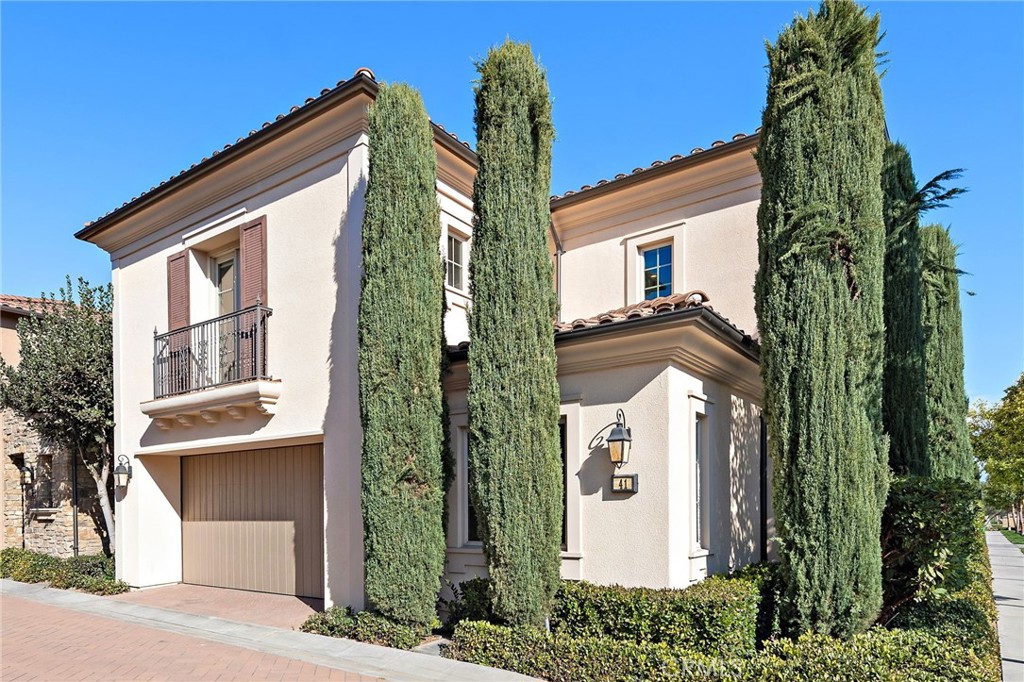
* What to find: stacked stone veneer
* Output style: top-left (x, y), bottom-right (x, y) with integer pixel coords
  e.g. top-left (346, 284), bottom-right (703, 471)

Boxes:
top-left (2, 408), bottom-right (106, 557)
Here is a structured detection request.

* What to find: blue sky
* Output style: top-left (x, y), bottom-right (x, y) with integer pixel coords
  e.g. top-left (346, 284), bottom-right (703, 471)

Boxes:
top-left (2, 2), bottom-right (1021, 402)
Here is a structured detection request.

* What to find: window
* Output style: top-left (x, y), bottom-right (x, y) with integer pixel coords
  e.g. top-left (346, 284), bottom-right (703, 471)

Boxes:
top-left (642, 244), bottom-right (672, 300)
top-left (695, 413), bottom-right (709, 551)
top-left (213, 251), bottom-right (239, 316)
top-left (446, 234), bottom-right (466, 291)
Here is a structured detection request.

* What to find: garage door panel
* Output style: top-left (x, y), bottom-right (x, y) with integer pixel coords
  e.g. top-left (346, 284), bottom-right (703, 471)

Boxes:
top-left (182, 444), bottom-right (323, 598)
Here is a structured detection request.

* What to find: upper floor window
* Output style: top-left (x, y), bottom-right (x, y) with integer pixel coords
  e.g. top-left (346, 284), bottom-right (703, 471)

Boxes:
top-left (213, 250), bottom-right (239, 316)
top-left (446, 234), bottom-right (466, 291)
top-left (642, 244), bottom-right (672, 300)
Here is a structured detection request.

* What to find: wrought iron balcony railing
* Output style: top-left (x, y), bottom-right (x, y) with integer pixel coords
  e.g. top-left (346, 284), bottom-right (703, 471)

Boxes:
top-left (153, 303), bottom-right (272, 399)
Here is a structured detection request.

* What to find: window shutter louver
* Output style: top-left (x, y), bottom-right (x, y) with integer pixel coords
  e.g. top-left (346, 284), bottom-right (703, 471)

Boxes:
top-left (240, 216), bottom-right (267, 308)
top-left (167, 250), bottom-right (191, 329)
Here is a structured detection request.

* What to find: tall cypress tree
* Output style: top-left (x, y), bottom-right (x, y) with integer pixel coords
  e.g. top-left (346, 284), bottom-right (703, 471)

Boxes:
top-left (920, 225), bottom-right (975, 480)
top-left (882, 143), bottom-right (929, 475)
top-left (358, 83), bottom-right (446, 626)
top-left (755, 0), bottom-right (889, 637)
top-left (467, 39), bottom-right (562, 628)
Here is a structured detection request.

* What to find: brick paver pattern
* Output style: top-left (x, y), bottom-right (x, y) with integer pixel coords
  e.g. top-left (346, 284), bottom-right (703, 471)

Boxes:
top-left (1, 595), bottom-right (382, 681)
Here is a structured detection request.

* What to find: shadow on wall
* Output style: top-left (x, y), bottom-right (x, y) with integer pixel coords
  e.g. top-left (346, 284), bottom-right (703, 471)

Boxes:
top-left (321, 169), bottom-right (367, 609)
top-left (573, 364), bottom-right (662, 502)
top-left (728, 394), bottom-right (761, 570)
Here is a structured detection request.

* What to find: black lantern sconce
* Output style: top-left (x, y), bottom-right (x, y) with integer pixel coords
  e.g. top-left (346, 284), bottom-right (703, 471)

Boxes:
top-left (113, 455), bottom-right (133, 489)
top-left (19, 464), bottom-right (34, 487)
top-left (607, 409), bottom-right (632, 468)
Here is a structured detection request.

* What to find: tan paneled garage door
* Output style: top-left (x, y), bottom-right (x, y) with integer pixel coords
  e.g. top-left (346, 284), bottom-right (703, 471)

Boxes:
top-left (182, 444), bottom-right (324, 598)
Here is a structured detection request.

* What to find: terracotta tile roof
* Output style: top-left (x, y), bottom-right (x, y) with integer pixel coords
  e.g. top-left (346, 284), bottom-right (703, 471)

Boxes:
top-left (549, 130), bottom-right (760, 203)
top-left (447, 291), bottom-right (755, 358)
top-left (554, 290), bottom-right (711, 332)
top-left (0, 294), bottom-right (57, 316)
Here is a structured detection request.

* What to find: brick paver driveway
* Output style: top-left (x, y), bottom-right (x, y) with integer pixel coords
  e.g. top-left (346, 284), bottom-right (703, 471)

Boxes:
top-left (1, 595), bottom-right (377, 681)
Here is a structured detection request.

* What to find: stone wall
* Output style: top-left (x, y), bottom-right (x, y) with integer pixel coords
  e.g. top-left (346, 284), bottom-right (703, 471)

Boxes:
top-left (2, 408), bottom-right (106, 557)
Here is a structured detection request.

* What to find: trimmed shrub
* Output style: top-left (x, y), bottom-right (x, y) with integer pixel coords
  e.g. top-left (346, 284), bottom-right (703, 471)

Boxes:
top-left (755, 0), bottom-right (889, 636)
top-left (920, 225), bottom-right (975, 480)
top-left (881, 476), bottom-right (983, 619)
top-left (551, 578), bottom-right (760, 658)
top-left (299, 607), bottom-right (430, 650)
top-left (881, 142), bottom-right (929, 476)
top-left (359, 82), bottom-right (447, 627)
top-left (446, 620), bottom-right (739, 682)
top-left (726, 562), bottom-right (782, 644)
top-left (467, 39), bottom-right (562, 627)
top-left (744, 628), bottom-right (996, 682)
top-left (441, 576), bottom-right (493, 631)
top-left (0, 548), bottom-right (128, 595)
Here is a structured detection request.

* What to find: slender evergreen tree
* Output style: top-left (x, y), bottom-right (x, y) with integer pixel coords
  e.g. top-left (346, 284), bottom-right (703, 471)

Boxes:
top-left (920, 225), bottom-right (975, 480)
top-left (755, 0), bottom-right (889, 637)
top-left (882, 143), bottom-right (929, 475)
top-left (358, 83), bottom-right (446, 626)
top-left (467, 39), bottom-right (562, 627)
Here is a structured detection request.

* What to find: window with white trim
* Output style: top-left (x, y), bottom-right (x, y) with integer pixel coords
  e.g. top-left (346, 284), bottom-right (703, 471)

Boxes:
top-left (642, 244), bottom-right (672, 300)
top-left (446, 233), bottom-right (466, 291)
top-left (694, 412), bottom-right (710, 551)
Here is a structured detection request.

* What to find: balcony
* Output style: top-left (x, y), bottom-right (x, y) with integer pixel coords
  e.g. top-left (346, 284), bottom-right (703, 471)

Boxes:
top-left (141, 304), bottom-right (281, 429)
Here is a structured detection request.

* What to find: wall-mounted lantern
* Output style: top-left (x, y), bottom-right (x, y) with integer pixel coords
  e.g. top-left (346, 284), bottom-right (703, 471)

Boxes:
top-left (113, 455), bottom-right (133, 489)
top-left (607, 409), bottom-right (632, 468)
top-left (19, 465), bottom-right (33, 487)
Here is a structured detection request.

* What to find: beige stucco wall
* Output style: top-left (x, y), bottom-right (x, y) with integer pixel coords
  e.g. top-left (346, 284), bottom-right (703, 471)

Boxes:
top-left (552, 147), bottom-right (761, 338)
top-left (443, 318), bottom-right (768, 592)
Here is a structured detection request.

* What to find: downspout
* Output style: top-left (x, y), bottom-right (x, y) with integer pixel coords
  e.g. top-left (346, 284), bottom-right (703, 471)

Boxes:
top-left (549, 221), bottom-right (564, 315)
top-left (71, 449), bottom-right (79, 557)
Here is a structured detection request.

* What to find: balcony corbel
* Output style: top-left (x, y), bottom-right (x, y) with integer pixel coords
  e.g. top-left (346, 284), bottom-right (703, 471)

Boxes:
top-left (140, 380), bottom-right (283, 429)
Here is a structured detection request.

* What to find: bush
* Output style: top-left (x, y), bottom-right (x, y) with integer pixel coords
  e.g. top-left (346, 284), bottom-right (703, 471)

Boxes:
top-left (299, 607), bottom-right (430, 650)
top-left (881, 476), bottom-right (983, 620)
top-left (744, 628), bottom-right (996, 682)
top-left (446, 620), bottom-right (738, 682)
top-left (551, 576), bottom-right (761, 658)
top-left (441, 576), bottom-right (493, 631)
top-left (726, 562), bottom-right (782, 644)
top-left (0, 548), bottom-right (128, 595)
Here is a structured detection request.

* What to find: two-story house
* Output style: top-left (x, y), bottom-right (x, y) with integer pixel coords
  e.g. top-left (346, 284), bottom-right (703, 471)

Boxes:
top-left (76, 68), bottom-right (769, 610)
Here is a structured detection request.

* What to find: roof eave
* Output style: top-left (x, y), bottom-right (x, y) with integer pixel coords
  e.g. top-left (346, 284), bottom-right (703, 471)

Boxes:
top-left (549, 134), bottom-right (759, 210)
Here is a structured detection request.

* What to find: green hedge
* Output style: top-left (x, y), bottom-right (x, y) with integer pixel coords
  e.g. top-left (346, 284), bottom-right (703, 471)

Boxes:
top-left (447, 621), bottom-right (996, 682)
top-left (299, 606), bottom-right (430, 650)
top-left (446, 620), bottom-right (738, 682)
top-left (0, 548), bottom-right (128, 595)
top-left (745, 628), bottom-right (994, 681)
top-left (551, 576), bottom-right (761, 658)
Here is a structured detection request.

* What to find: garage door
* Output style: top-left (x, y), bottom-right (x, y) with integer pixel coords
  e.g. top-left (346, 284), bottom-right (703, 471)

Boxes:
top-left (182, 444), bottom-right (324, 598)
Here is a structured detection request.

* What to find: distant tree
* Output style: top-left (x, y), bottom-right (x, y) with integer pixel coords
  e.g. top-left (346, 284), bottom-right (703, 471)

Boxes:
top-left (919, 225), bottom-right (975, 481)
top-left (971, 376), bottom-right (1024, 529)
top-left (1, 277), bottom-right (115, 553)
top-left (755, 0), bottom-right (889, 637)
top-left (467, 39), bottom-right (562, 627)
top-left (358, 82), bottom-right (447, 626)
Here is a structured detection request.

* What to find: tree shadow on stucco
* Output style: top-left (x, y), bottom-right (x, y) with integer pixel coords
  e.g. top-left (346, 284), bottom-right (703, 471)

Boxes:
top-left (728, 396), bottom-right (762, 570)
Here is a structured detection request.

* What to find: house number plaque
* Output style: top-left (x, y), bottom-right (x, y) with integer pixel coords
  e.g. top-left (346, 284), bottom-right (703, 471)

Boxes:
top-left (611, 474), bottom-right (638, 493)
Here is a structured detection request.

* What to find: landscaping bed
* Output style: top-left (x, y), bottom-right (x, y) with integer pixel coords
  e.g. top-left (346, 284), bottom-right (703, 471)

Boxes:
top-left (1000, 528), bottom-right (1024, 555)
top-left (443, 477), bottom-right (1001, 681)
top-left (0, 547), bottom-right (129, 595)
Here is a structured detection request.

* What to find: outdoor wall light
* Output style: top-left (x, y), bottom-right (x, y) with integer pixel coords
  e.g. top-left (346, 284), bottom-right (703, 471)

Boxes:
top-left (18, 465), bottom-right (33, 487)
top-left (607, 409), bottom-right (632, 468)
top-left (113, 455), bottom-right (133, 488)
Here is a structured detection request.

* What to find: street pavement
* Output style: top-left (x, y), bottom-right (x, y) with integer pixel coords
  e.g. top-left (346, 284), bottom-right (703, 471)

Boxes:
top-left (987, 530), bottom-right (1024, 681)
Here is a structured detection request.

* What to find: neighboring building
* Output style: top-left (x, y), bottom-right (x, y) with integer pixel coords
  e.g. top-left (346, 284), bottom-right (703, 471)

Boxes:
top-left (1, 295), bottom-right (105, 557)
top-left (75, 68), bottom-right (769, 607)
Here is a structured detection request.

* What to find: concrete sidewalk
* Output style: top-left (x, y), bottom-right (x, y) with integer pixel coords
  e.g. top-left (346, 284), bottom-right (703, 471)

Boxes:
top-left (1, 579), bottom-right (532, 681)
top-left (986, 530), bottom-right (1024, 681)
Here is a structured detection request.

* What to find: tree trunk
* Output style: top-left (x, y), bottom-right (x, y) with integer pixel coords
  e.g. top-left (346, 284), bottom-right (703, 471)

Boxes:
top-left (81, 446), bottom-right (115, 555)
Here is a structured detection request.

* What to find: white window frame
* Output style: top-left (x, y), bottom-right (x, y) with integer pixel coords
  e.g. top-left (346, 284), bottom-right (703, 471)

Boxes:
top-left (445, 228), bottom-right (468, 294)
top-left (209, 248), bottom-right (240, 317)
top-left (640, 242), bottom-right (673, 301)
top-left (689, 393), bottom-right (712, 555)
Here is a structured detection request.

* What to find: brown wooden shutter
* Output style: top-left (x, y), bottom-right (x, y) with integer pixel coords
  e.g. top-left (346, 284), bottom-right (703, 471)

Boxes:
top-left (167, 249), bottom-right (190, 330)
top-left (239, 216), bottom-right (267, 308)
